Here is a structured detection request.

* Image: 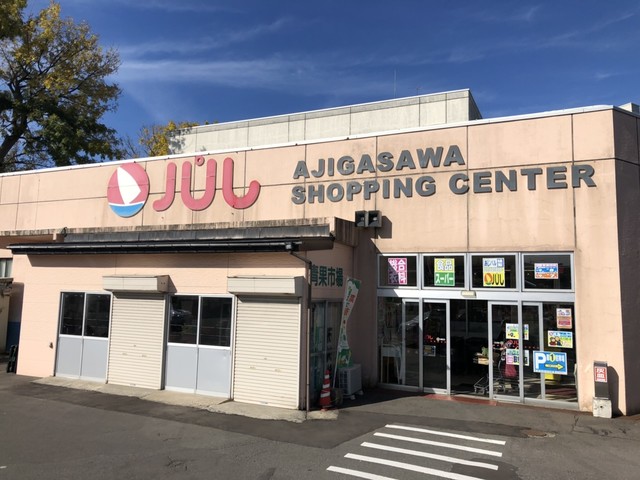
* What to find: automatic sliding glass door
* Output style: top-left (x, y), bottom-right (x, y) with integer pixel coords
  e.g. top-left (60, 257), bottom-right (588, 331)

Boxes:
top-left (450, 300), bottom-right (488, 395)
top-left (422, 301), bottom-right (448, 391)
top-left (402, 300), bottom-right (420, 387)
top-left (489, 302), bottom-right (520, 399)
top-left (522, 303), bottom-right (543, 400)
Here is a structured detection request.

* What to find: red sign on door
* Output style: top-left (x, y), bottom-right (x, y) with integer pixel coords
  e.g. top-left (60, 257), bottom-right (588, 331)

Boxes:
top-left (594, 366), bottom-right (607, 383)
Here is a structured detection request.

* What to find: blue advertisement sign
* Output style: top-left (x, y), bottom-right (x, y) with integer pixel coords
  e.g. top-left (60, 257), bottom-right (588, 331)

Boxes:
top-left (533, 351), bottom-right (568, 375)
top-left (534, 263), bottom-right (559, 279)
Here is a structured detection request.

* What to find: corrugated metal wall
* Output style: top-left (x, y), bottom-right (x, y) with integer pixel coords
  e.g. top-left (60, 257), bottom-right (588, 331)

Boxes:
top-left (233, 297), bottom-right (301, 408)
top-left (108, 293), bottom-right (166, 389)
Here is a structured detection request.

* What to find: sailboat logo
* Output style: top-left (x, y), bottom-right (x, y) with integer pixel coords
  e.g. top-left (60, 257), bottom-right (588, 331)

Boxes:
top-left (107, 163), bottom-right (150, 217)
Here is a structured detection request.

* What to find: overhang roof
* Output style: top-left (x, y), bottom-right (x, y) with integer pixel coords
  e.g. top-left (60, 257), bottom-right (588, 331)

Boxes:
top-left (8, 222), bottom-right (340, 255)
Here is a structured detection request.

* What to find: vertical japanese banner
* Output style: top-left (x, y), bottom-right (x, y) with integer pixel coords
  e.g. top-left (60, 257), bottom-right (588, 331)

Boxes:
top-left (335, 278), bottom-right (361, 382)
top-left (387, 258), bottom-right (408, 285)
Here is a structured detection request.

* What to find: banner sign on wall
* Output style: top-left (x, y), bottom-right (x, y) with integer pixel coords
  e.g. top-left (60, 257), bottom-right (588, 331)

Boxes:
top-left (335, 278), bottom-right (361, 377)
top-left (387, 258), bottom-right (408, 285)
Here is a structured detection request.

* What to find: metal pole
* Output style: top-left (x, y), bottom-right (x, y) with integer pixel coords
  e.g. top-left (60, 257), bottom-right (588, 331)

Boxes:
top-left (289, 250), bottom-right (313, 414)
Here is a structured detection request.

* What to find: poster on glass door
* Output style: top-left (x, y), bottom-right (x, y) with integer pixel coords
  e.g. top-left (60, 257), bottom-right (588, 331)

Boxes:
top-left (548, 330), bottom-right (573, 348)
top-left (505, 323), bottom-right (529, 340)
top-left (556, 308), bottom-right (573, 329)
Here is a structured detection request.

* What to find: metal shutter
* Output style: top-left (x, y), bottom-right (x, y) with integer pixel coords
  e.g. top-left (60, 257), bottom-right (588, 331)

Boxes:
top-left (108, 293), bottom-right (166, 389)
top-left (233, 297), bottom-right (301, 409)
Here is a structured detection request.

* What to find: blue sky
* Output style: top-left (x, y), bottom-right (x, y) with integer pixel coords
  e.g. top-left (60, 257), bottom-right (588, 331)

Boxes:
top-left (27, 0), bottom-right (640, 146)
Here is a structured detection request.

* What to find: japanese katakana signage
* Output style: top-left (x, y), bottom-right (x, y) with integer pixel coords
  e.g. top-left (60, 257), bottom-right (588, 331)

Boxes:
top-left (434, 258), bottom-right (455, 286)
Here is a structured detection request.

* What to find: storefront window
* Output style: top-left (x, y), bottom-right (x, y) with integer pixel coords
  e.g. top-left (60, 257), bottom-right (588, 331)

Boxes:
top-left (199, 297), bottom-right (232, 347)
top-left (84, 294), bottom-right (111, 337)
top-left (170, 295), bottom-right (233, 346)
top-left (541, 303), bottom-right (577, 402)
top-left (471, 254), bottom-right (517, 289)
top-left (523, 254), bottom-right (573, 290)
top-left (423, 255), bottom-right (465, 288)
top-left (169, 296), bottom-right (199, 344)
top-left (378, 297), bottom-right (403, 384)
top-left (378, 255), bottom-right (418, 288)
top-left (59, 292), bottom-right (111, 337)
top-left (60, 293), bottom-right (85, 335)
top-left (310, 301), bottom-right (341, 403)
top-left (0, 259), bottom-right (12, 277)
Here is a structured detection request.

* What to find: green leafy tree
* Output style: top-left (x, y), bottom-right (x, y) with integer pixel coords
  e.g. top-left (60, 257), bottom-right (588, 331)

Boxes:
top-left (0, 0), bottom-right (26, 40)
top-left (0, 1), bottom-right (122, 172)
top-left (136, 121), bottom-right (199, 157)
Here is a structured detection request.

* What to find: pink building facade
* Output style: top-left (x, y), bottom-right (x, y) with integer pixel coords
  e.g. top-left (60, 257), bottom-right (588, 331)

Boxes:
top-left (1, 92), bottom-right (639, 414)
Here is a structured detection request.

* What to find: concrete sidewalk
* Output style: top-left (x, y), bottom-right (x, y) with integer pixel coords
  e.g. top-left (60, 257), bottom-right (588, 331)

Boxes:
top-left (34, 375), bottom-right (337, 423)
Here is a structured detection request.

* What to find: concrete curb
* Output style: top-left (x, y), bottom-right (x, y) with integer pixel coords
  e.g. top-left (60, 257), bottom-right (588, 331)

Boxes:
top-left (33, 376), bottom-right (339, 423)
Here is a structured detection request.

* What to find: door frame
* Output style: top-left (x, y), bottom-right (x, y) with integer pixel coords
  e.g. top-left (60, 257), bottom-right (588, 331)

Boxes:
top-left (488, 300), bottom-right (522, 401)
top-left (400, 298), bottom-right (419, 387)
top-left (522, 301), bottom-right (544, 402)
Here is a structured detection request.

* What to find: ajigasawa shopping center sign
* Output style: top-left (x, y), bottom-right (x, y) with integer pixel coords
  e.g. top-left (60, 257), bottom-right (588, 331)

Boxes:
top-left (290, 144), bottom-right (596, 204)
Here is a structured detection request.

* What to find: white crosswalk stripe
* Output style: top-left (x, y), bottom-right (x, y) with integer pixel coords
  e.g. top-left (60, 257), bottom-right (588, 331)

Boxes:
top-left (361, 442), bottom-right (499, 470)
top-left (327, 423), bottom-right (508, 480)
top-left (385, 424), bottom-right (506, 445)
top-left (373, 432), bottom-right (503, 457)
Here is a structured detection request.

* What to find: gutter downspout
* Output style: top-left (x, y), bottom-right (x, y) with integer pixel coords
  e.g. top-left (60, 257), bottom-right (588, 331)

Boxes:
top-left (289, 249), bottom-right (313, 415)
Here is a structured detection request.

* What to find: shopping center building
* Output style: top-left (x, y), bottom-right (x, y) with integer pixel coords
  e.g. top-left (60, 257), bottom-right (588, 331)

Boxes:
top-left (1, 89), bottom-right (639, 415)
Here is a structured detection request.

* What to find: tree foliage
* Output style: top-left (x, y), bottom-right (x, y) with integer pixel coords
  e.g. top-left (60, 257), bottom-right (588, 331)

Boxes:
top-left (0, 0), bottom-right (27, 40)
top-left (0, 1), bottom-right (122, 172)
top-left (136, 121), bottom-right (199, 158)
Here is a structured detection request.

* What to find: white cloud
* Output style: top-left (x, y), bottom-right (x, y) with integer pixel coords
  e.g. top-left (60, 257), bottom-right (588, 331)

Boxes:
top-left (55, 0), bottom-right (238, 14)
top-left (118, 17), bottom-right (292, 58)
top-left (115, 54), bottom-right (396, 101)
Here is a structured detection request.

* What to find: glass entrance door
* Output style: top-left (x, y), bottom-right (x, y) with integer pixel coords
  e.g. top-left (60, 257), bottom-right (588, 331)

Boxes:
top-left (450, 300), bottom-right (488, 395)
top-left (522, 303), bottom-right (543, 400)
top-left (422, 301), bottom-right (448, 390)
top-left (523, 303), bottom-right (577, 403)
top-left (489, 303), bottom-right (520, 399)
top-left (403, 300), bottom-right (420, 387)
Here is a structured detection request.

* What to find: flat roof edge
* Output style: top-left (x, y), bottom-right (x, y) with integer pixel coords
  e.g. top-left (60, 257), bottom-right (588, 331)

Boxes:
top-left (187, 89), bottom-right (474, 132)
top-left (0, 218), bottom-right (340, 238)
top-left (0, 104), bottom-right (617, 179)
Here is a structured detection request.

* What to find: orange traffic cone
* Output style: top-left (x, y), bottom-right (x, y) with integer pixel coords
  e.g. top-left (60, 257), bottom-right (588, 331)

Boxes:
top-left (319, 369), bottom-right (332, 410)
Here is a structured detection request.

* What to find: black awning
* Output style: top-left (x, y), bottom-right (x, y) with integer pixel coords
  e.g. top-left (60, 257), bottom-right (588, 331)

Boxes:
top-left (8, 225), bottom-right (335, 255)
top-left (9, 239), bottom-right (304, 255)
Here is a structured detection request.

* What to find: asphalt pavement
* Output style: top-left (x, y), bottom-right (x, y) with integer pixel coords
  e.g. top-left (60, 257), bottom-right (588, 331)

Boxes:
top-left (5, 369), bottom-right (640, 448)
top-left (2, 367), bottom-right (640, 479)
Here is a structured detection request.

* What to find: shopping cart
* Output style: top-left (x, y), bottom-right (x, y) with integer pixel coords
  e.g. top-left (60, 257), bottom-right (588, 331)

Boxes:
top-left (473, 359), bottom-right (506, 395)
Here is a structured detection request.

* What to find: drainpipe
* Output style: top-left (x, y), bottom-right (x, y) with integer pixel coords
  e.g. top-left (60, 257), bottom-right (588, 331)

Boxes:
top-left (288, 248), bottom-right (313, 415)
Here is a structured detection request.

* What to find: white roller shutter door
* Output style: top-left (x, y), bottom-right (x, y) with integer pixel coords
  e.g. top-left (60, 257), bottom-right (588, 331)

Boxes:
top-left (108, 293), bottom-right (166, 389)
top-left (233, 297), bottom-right (301, 409)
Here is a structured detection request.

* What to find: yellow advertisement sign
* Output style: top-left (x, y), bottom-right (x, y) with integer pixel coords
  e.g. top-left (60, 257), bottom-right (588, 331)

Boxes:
top-left (483, 258), bottom-right (505, 287)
